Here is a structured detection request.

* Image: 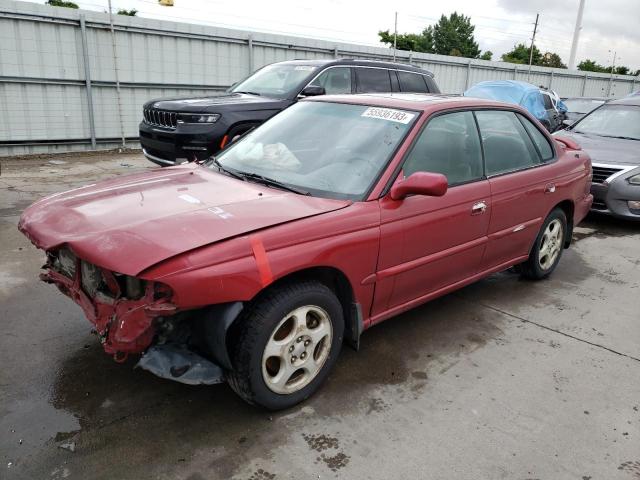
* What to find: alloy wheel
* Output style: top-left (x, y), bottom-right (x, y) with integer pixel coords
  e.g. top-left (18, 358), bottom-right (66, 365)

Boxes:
top-left (538, 219), bottom-right (563, 270)
top-left (261, 305), bottom-right (333, 394)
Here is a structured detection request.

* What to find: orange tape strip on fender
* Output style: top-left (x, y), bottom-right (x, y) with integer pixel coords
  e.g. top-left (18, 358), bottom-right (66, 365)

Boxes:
top-left (250, 235), bottom-right (273, 286)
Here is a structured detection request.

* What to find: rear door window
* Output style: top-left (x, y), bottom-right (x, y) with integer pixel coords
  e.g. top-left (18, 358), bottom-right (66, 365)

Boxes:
top-left (475, 110), bottom-right (542, 176)
top-left (397, 71), bottom-right (429, 93)
top-left (355, 68), bottom-right (392, 93)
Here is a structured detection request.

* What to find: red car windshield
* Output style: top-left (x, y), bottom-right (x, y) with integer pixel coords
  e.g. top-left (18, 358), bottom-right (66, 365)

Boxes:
top-left (212, 101), bottom-right (418, 200)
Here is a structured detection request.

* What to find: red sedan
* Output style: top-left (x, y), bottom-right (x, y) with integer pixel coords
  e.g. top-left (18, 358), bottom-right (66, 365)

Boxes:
top-left (19, 94), bottom-right (593, 409)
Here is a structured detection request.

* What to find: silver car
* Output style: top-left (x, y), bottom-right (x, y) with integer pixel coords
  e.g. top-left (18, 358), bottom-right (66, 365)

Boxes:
top-left (556, 96), bottom-right (640, 221)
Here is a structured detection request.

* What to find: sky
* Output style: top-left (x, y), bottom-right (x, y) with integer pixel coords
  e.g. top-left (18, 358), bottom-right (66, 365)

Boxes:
top-left (68, 0), bottom-right (640, 71)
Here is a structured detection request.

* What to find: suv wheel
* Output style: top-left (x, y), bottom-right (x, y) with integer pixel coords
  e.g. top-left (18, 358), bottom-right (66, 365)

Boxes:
top-left (517, 208), bottom-right (567, 280)
top-left (227, 281), bottom-right (344, 410)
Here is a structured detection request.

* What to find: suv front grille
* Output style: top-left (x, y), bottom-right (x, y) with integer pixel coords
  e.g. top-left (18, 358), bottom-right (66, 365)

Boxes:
top-left (592, 165), bottom-right (623, 184)
top-left (143, 108), bottom-right (177, 129)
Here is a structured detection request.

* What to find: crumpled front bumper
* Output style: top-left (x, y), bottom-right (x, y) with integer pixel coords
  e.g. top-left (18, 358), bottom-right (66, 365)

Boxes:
top-left (40, 267), bottom-right (177, 357)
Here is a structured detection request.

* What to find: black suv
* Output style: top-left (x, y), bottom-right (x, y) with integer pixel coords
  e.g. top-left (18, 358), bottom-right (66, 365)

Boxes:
top-left (139, 59), bottom-right (440, 166)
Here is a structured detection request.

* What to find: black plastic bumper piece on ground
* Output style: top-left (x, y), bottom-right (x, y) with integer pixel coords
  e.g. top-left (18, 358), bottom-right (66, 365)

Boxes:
top-left (136, 344), bottom-right (225, 385)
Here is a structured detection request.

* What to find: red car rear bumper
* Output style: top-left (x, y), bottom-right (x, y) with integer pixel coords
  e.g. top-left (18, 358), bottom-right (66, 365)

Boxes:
top-left (576, 193), bottom-right (594, 225)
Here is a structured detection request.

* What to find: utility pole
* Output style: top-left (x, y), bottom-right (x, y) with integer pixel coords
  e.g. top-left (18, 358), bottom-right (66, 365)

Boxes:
top-left (107, 0), bottom-right (126, 148)
top-left (393, 12), bottom-right (398, 62)
top-left (607, 50), bottom-right (617, 97)
top-left (527, 13), bottom-right (539, 82)
top-left (568, 0), bottom-right (585, 70)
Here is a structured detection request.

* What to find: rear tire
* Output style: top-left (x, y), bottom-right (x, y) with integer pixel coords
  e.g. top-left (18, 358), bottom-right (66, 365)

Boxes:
top-left (517, 208), bottom-right (567, 280)
top-left (227, 281), bottom-right (344, 410)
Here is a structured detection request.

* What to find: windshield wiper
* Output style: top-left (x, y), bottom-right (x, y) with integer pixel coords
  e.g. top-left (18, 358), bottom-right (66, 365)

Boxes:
top-left (235, 171), bottom-right (310, 195)
top-left (234, 91), bottom-right (261, 96)
top-left (599, 134), bottom-right (639, 141)
top-left (210, 157), bottom-right (244, 180)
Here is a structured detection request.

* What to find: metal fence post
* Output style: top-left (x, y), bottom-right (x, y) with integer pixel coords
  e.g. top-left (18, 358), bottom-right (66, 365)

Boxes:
top-left (513, 65), bottom-right (518, 80)
top-left (408, 52), bottom-right (413, 65)
top-left (465, 60), bottom-right (472, 89)
top-left (581, 73), bottom-right (588, 96)
top-left (79, 15), bottom-right (96, 149)
top-left (632, 76), bottom-right (637, 94)
top-left (247, 35), bottom-right (253, 73)
top-left (548, 71), bottom-right (554, 89)
top-left (334, 46), bottom-right (338, 59)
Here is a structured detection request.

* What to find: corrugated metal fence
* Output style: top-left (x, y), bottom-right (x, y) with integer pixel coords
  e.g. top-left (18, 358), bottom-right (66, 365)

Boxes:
top-left (1, 0), bottom-right (639, 156)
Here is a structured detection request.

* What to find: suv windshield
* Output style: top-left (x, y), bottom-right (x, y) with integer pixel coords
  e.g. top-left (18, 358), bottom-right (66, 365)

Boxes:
top-left (210, 102), bottom-right (418, 199)
top-left (571, 104), bottom-right (640, 140)
top-left (230, 64), bottom-right (318, 98)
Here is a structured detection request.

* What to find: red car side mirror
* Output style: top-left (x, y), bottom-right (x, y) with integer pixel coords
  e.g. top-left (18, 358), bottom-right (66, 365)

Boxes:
top-left (390, 172), bottom-right (448, 200)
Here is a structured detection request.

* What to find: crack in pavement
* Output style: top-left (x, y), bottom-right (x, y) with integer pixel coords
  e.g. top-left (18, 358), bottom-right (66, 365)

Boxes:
top-left (462, 296), bottom-right (640, 363)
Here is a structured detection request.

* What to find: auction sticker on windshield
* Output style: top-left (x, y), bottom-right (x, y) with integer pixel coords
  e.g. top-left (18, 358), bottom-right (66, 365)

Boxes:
top-left (361, 107), bottom-right (415, 124)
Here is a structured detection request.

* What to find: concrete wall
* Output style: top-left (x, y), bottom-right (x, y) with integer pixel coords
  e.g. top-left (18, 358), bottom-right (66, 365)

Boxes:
top-left (1, 0), bottom-right (638, 156)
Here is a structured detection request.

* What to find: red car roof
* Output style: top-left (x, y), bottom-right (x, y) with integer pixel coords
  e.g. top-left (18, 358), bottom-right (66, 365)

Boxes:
top-left (305, 93), bottom-right (516, 113)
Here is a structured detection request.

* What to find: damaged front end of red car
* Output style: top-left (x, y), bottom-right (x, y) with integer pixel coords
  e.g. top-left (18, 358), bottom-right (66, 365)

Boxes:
top-left (41, 246), bottom-right (177, 361)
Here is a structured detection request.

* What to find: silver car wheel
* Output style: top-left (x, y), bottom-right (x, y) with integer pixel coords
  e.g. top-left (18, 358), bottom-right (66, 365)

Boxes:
top-left (261, 305), bottom-right (333, 395)
top-left (538, 218), bottom-right (563, 271)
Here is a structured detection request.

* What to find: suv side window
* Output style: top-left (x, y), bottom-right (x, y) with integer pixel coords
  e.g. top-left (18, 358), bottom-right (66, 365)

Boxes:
top-left (403, 111), bottom-right (483, 186)
top-left (475, 110), bottom-right (542, 176)
top-left (308, 67), bottom-right (352, 95)
top-left (397, 71), bottom-right (429, 93)
top-left (355, 67), bottom-right (392, 93)
top-left (517, 113), bottom-right (554, 161)
top-left (542, 93), bottom-right (554, 110)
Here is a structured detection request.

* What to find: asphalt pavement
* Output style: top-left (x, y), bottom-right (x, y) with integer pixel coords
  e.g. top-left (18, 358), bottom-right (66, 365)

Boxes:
top-left (1, 152), bottom-right (639, 480)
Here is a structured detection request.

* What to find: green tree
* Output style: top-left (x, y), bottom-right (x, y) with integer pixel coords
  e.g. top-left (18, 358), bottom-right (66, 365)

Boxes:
top-left (479, 51), bottom-right (493, 61)
top-left (577, 60), bottom-right (634, 75)
top-left (501, 43), bottom-right (541, 64)
top-left (378, 28), bottom-right (434, 53)
top-left (432, 12), bottom-right (480, 58)
top-left (378, 11), bottom-right (481, 58)
top-left (577, 59), bottom-right (607, 73)
top-left (539, 52), bottom-right (566, 68)
top-left (45, 0), bottom-right (79, 8)
top-left (117, 8), bottom-right (138, 16)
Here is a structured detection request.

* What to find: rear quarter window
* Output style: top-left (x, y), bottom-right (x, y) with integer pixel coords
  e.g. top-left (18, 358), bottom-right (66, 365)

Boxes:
top-left (517, 113), bottom-right (554, 161)
top-left (397, 71), bottom-right (428, 93)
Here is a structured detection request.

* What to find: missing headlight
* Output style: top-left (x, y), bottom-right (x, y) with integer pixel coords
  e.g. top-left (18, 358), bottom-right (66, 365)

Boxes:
top-left (81, 260), bottom-right (105, 297)
top-left (52, 248), bottom-right (77, 278)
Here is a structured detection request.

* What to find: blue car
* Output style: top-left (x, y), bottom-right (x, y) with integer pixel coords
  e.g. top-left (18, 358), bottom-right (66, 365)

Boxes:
top-left (464, 80), bottom-right (560, 132)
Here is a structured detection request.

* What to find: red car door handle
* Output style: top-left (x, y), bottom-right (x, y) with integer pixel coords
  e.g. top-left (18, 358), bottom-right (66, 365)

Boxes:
top-left (545, 183), bottom-right (556, 193)
top-left (471, 201), bottom-right (487, 215)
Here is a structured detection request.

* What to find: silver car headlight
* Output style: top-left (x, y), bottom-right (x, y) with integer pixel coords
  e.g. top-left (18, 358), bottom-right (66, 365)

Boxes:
top-left (628, 173), bottom-right (640, 185)
top-left (178, 113), bottom-right (220, 124)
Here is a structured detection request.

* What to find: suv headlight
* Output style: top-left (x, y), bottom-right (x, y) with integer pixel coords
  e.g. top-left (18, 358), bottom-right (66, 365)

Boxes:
top-left (178, 113), bottom-right (220, 124)
top-left (628, 173), bottom-right (640, 185)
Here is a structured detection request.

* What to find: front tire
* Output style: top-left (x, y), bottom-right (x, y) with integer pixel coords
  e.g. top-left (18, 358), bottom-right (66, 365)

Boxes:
top-left (227, 281), bottom-right (344, 410)
top-left (517, 208), bottom-right (567, 280)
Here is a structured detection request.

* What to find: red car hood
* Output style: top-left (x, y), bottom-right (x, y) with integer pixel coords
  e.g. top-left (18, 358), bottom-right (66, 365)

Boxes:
top-left (19, 164), bottom-right (350, 275)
